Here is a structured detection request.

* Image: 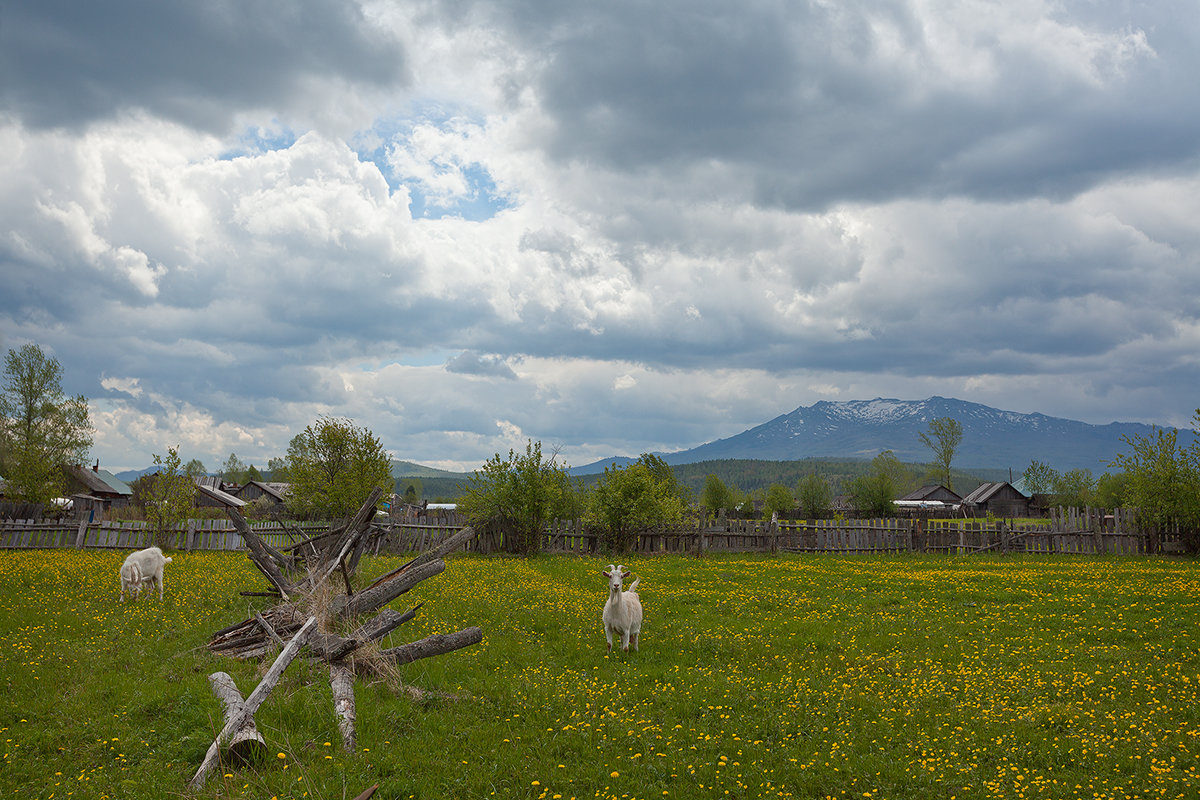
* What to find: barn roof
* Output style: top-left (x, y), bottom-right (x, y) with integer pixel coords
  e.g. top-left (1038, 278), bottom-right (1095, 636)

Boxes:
top-left (64, 464), bottom-right (133, 496)
top-left (900, 484), bottom-right (963, 502)
top-left (961, 481), bottom-right (1026, 505)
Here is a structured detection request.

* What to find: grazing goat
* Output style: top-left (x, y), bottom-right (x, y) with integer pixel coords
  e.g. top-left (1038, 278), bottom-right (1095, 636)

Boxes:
top-left (602, 564), bottom-right (642, 653)
top-left (120, 546), bottom-right (173, 602)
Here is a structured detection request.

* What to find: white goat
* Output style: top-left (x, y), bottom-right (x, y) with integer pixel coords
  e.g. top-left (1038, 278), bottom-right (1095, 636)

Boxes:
top-left (120, 546), bottom-right (173, 602)
top-left (602, 563), bottom-right (642, 653)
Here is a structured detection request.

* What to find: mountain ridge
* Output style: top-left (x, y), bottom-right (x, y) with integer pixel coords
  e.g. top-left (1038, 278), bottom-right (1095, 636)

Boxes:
top-left (572, 396), bottom-right (1196, 475)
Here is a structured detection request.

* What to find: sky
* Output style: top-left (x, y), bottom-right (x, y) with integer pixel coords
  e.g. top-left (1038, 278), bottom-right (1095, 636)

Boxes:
top-left (2, 0), bottom-right (1199, 473)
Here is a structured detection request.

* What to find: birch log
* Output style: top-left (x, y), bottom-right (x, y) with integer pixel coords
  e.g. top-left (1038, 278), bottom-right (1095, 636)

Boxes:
top-left (207, 672), bottom-right (269, 765)
top-left (190, 616), bottom-right (317, 790)
top-left (330, 662), bottom-right (357, 750)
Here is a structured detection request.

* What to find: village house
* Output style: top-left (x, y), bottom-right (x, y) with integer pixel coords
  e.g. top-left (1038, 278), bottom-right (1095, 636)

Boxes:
top-left (236, 480), bottom-right (290, 508)
top-left (64, 462), bottom-right (134, 519)
top-left (961, 481), bottom-right (1030, 518)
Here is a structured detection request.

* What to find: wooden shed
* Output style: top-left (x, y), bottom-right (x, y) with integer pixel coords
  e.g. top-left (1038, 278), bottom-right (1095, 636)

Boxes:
top-left (236, 480), bottom-right (290, 507)
top-left (961, 481), bottom-right (1030, 518)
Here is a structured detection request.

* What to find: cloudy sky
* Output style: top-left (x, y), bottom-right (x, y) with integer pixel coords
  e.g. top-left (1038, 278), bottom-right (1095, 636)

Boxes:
top-left (2, 0), bottom-right (1199, 472)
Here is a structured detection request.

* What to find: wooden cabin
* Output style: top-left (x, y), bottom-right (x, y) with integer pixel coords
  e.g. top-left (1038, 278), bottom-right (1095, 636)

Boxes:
top-left (64, 463), bottom-right (133, 518)
top-left (961, 481), bottom-right (1030, 518)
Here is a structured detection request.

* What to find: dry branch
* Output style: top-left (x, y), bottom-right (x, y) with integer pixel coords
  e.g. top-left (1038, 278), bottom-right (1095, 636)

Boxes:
top-left (351, 603), bottom-right (423, 643)
top-left (382, 626), bottom-right (483, 665)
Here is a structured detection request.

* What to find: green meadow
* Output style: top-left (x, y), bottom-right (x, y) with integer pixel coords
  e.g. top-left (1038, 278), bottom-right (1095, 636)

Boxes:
top-left (1, 549), bottom-right (1197, 799)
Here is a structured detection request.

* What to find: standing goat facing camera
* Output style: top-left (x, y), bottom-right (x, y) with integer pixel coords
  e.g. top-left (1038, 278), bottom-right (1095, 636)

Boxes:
top-left (120, 546), bottom-right (173, 602)
top-left (602, 564), bottom-right (642, 653)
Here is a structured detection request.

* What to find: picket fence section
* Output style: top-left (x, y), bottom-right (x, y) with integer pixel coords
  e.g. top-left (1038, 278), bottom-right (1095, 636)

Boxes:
top-left (0, 506), bottom-right (1180, 557)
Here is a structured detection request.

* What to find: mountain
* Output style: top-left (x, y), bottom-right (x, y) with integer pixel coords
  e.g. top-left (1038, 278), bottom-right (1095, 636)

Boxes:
top-left (575, 397), bottom-right (1196, 474)
top-left (390, 460), bottom-right (469, 479)
top-left (115, 466), bottom-right (163, 482)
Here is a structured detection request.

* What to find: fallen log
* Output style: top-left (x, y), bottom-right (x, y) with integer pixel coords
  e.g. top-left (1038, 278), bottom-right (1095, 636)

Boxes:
top-left (190, 616), bottom-right (317, 790)
top-left (382, 626), bottom-right (483, 665)
top-left (330, 662), bottom-right (357, 750)
top-left (207, 672), bottom-right (269, 766)
top-left (333, 558), bottom-right (445, 618)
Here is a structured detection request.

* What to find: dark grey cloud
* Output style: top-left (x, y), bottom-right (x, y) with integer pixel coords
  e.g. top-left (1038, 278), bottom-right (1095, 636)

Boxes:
top-left (0, 0), bottom-right (406, 131)
top-left (445, 352), bottom-right (518, 380)
top-left (471, 0), bottom-right (1200, 210)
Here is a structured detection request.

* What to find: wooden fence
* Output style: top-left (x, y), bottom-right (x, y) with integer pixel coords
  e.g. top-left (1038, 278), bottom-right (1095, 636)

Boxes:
top-left (0, 507), bottom-right (1184, 557)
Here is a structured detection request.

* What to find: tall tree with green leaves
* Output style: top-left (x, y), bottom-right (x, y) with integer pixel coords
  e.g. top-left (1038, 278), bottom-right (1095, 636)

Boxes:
top-left (1110, 417), bottom-right (1200, 549)
top-left (919, 416), bottom-right (963, 490)
top-left (458, 440), bottom-right (578, 554)
top-left (0, 344), bottom-right (92, 507)
top-left (700, 474), bottom-right (738, 516)
top-left (146, 446), bottom-right (196, 547)
top-left (764, 484), bottom-right (795, 518)
top-left (285, 417), bottom-right (394, 520)
top-left (849, 451), bottom-right (901, 517)
top-left (797, 472), bottom-right (833, 518)
top-left (586, 455), bottom-right (686, 552)
top-left (1022, 460), bottom-right (1058, 496)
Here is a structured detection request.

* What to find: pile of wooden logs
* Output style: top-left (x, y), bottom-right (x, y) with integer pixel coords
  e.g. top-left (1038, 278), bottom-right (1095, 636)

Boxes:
top-left (191, 487), bottom-right (481, 789)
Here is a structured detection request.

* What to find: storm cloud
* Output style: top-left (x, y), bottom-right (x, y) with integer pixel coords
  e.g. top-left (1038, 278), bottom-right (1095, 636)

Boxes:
top-left (2, 0), bottom-right (1198, 471)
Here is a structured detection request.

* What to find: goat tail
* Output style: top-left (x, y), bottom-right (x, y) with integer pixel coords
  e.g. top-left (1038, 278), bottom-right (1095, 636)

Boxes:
top-left (628, 576), bottom-right (640, 592)
top-left (163, 556), bottom-right (173, 564)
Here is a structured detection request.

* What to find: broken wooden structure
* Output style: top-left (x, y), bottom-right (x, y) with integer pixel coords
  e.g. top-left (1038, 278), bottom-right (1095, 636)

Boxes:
top-left (195, 487), bottom-right (481, 784)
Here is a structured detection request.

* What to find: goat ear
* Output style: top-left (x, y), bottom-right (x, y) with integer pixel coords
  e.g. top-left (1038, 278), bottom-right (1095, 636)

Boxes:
top-left (622, 571), bottom-right (631, 579)
top-left (603, 570), bottom-right (611, 577)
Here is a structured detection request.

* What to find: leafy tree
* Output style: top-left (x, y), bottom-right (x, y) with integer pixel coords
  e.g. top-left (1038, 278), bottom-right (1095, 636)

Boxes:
top-left (637, 452), bottom-right (693, 506)
top-left (586, 455), bottom-right (686, 552)
top-left (402, 480), bottom-right (422, 505)
top-left (0, 344), bottom-right (92, 507)
top-left (266, 457), bottom-right (288, 481)
top-left (184, 459), bottom-right (207, 479)
top-left (1022, 460), bottom-right (1057, 496)
top-left (764, 483), bottom-right (795, 518)
top-left (700, 474), bottom-right (738, 516)
top-left (797, 472), bottom-right (832, 518)
top-left (1051, 468), bottom-right (1096, 509)
top-left (849, 451), bottom-right (900, 516)
top-left (145, 446), bottom-right (195, 547)
top-left (1022, 461), bottom-right (1098, 509)
top-left (458, 440), bottom-right (577, 554)
top-left (1110, 419), bottom-right (1200, 549)
top-left (919, 417), bottom-right (963, 490)
top-left (285, 417), bottom-right (394, 520)
top-left (1094, 471), bottom-right (1131, 508)
top-left (220, 453), bottom-right (251, 485)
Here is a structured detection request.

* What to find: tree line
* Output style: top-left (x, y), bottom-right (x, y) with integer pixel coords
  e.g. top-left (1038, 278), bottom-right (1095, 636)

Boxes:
top-left (4, 343), bottom-right (1199, 551)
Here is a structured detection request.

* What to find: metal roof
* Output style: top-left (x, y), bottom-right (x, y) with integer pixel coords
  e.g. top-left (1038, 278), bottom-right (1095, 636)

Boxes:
top-left (65, 465), bottom-right (133, 496)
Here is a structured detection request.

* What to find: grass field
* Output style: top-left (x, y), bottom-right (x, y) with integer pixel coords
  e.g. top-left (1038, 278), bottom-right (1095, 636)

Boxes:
top-left (1, 550), bottom-right (1197, 800)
